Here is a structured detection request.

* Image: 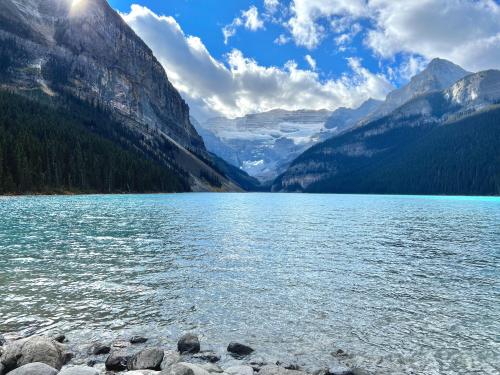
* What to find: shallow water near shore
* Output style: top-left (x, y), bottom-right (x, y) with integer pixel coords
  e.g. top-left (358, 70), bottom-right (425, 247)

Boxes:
top-left (0, 193), bottom-right (499, 374)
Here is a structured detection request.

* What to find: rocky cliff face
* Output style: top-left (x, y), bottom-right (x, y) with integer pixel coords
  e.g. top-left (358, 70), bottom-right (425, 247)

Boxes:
top-left (0, 0), bottom-right (204, 153)
top-left (0, 0), bottom-right (250, 191)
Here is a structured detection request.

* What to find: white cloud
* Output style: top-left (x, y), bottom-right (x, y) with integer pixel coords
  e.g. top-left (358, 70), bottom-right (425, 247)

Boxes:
top-left (223, 6), bottom-right (264, 45)
top-left (287, 0), bottom-right (368, 49)
top-left (284, 0), bottom-right (500, 72)
top-left (304, 55), bottom-right (317, 70)
top-left (121, 5), bottom-right (393, 120)
top-left (365, 0), bottom-right (500, 72)
top-left (274, 34), bottom-right (291, 45)
top-left (264, 0), bottom-right (280, 14)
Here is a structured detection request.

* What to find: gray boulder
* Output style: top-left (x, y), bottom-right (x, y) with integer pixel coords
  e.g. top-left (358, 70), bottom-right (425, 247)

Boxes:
top-left (161, 363), bottom-right (195, 375)
top-left (224, 365), bottom-right (254, 375)
top-left (105, 351), bottom-right (131, 371)
top-left (199, 363), bottom-right (223, 373)
top-left (227, 342), bottom-right (254, 357)
top-left (178, 334), bottom-right (200, 354)
top-left (161, 350), bottom-right (181, 370)
top-left (173, 363), bottom-right (210, 375)
top-left (128, 347), bottom-right (164, 371)
top-left (0, 336), bottom-right (66, 372)
top-left (58, 365), bottom-right (99, 375)
top-left (7, 362), bottom-right (58, 375)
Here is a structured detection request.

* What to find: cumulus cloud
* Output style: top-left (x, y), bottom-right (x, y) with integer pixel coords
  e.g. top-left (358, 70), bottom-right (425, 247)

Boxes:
top-left (121, 5), bottom-right (393, 120)
top-left (287, 0), bottom-right (368, 49)
top-left (284, 0), bottom-right (500, 72)
top-left (365, 0), bottom-right (500, 72)
top-left (223, 6), bottom-right (264, 44)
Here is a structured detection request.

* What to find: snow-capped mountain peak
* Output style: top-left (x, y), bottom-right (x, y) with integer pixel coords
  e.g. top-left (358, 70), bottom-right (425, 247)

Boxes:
top-left (371, 58), bottom-right (471, 120)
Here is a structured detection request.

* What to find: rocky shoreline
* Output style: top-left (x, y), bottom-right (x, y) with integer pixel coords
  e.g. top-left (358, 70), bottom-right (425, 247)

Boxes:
top-left (0, 333), bottom-right (360, 375)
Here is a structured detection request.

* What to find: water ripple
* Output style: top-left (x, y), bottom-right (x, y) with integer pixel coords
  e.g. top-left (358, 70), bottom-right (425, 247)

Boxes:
top-left (0, 193), bottom-right (499, 374)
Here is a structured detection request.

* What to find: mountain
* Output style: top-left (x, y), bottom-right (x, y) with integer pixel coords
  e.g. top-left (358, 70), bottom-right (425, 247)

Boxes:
top-left (197, 109), bottom-right (335, 181)
top-left (272, 69), bottom-right (500, 195)
top-left (325, 98), bottom-right (382, 131)
top-left (0, 0), bottom-right (244, 192)
top-left (197, 58), bottom-right (469, 184)
top-left (0, 90), bottom-right (189, 194)
top-left (368, 58), bottom-right (471, 121)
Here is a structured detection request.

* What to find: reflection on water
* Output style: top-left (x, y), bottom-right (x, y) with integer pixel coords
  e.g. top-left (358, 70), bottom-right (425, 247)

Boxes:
top-left (0, 193), bottom-right (499, 374)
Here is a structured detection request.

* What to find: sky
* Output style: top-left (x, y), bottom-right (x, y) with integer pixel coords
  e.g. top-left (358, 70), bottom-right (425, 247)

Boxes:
top-left (108, 0), bottom-right (500, 120)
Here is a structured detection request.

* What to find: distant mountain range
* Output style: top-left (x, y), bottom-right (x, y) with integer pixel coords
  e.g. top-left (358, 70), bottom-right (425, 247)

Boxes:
top-left (272, 64), bottom-right (500, 195)
top-left (0, 0), bottom-right (497, 195)
top-left (196, 59), bottom-right (477, 184)
top-left (196, 110), bottom-right (334, 181)
top-left (0, 0), bottom-right (257, 193)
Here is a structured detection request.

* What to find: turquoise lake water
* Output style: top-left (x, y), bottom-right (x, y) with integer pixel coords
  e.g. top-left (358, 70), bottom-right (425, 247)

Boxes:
top-left (0, 193), bottom-right (499, 374)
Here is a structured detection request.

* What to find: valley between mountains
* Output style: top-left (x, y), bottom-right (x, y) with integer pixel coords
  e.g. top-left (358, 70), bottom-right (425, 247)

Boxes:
top-left (0, 0), bottom-right (498, 195)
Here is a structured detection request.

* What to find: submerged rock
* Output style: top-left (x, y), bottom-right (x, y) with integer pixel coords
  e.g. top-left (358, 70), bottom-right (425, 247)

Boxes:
top-left (191, 351), bottom-right (220, 363)
top-left (128, 347), bottom-right (164, 371)
top-left (58, 365), bottom-right (99, 375)
top-left (105, 351), bottom-right (131, 371)
top-left (131, 336), bottom-right (149, 344)
top-left (178, 334), bottom-right (200, 354)
top-left (0, 336), bottom-right (66, 372)
top-left (227, 342), bottom-right (254, 356)
top-left (7, 362), bottom-right (58, 375)
top-left (0, 335), bottom-right (6, 346)
top-left (88, 343), bottom-right (111, 356)
top-left (52, 334), bottom-right (66, 343)
top-left (112, 340), bottom-right (131, 349)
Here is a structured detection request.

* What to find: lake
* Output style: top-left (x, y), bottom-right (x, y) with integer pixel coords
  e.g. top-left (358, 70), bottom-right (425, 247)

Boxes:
top-left (0, 193), bottom-right (499, 374)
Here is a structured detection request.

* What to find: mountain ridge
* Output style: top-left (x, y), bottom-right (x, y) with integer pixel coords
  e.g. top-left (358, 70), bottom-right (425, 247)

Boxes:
top-left (0, 0), bottom-right (249, 192)
top-left (272, 67), bottom-right (500, 195)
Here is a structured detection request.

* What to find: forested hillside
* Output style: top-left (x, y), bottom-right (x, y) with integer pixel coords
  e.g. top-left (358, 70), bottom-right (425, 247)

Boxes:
top-left (0, 91), bottom-right (190, 194)
top-left (296, 108), bottom-right (500, 195)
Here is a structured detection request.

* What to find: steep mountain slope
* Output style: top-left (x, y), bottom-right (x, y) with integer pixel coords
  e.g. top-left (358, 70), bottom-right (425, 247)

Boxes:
top-left (325, 98), bottom-right (382, 131)
top-left (198, 109), bottom-right (334, 181)
top-left (0, 0), bottom-right (243, 191)
top-left (368, 58), bottom-right (470, 121)
top-left (273, 69), bottom-right (500, 195)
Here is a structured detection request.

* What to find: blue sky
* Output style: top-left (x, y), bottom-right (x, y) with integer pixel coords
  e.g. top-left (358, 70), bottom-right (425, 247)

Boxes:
top-left (110, 0), bottom-right (379, 80)
top-left (110, 0), bottom-right (500, 119)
